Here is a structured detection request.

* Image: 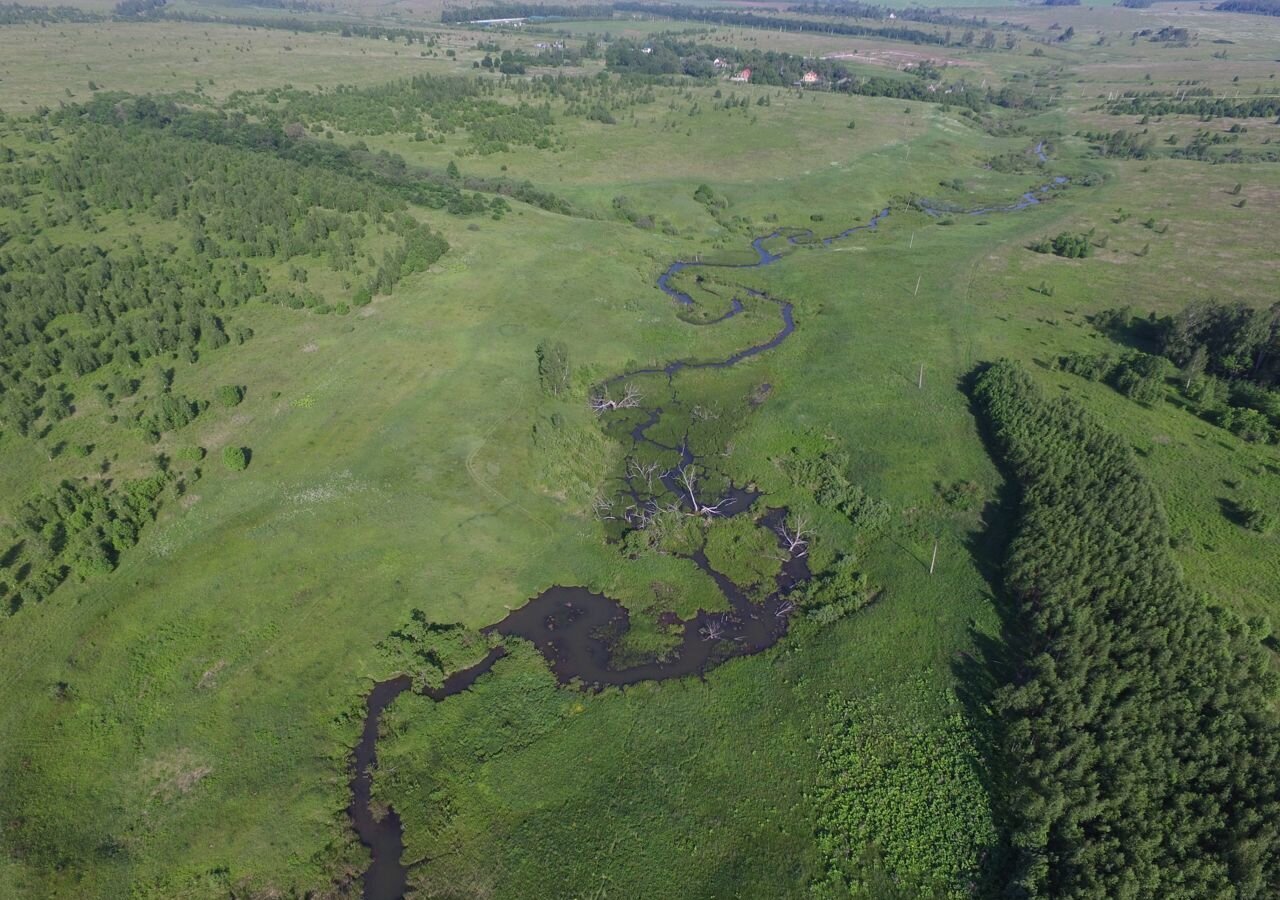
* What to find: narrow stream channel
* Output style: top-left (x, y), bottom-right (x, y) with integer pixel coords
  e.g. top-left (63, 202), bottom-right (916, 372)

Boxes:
top-left (347, 167), bottom-right (1069, 899)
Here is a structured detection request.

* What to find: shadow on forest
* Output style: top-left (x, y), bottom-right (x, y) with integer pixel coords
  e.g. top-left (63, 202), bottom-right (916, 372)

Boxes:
top-left (1090, 314), bottom-right (1164, 356)
top-left (950, 366), bottom-right (1023, 890)
top-left (1217, 496), bottom-right (1251, 528)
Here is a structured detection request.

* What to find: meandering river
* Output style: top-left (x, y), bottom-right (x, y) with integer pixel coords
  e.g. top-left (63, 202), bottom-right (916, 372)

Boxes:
top-left (348, 169), bottom-right (1069, 899)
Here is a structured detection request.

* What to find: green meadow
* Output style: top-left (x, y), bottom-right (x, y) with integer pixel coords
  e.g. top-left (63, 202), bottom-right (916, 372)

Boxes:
top-left (0, 2), bottom-right (1277, 897)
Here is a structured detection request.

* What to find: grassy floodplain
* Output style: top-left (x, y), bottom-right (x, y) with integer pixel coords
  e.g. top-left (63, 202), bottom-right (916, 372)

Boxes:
top-left (0, 1), bottom-right (1278, 897)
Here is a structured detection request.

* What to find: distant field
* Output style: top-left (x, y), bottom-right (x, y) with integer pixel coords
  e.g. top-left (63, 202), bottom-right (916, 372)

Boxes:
top-left (0, 22), bottom-right (472, 109)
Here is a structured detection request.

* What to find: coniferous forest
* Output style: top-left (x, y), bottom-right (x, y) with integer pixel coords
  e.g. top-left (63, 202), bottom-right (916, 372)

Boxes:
top-left (975, 360), bottom-right (1280, 898)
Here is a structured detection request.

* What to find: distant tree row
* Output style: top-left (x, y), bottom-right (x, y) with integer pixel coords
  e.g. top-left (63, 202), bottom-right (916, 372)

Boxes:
top-left (440, 2), bottom-right (612, 22)
top-left (788, 2), bottom-right (1005, 30)
top-left (613, 2), bottom-right (948, 47)
top-left (610, 38), bottom-right (932, 94)
top-left (112, 0), bottom-right (165, 17)
top-left (0, 1), bottom-right (101, 23)
top-left (1083, 128), bottom-right (1156, 159)
top-left (1106, 93), bottom-right (1280, 120)
top-left (605, 37), bottom-right (1048, 110)
top-left (1216, 0), bottom-right (1280, 15)
top-left (118, 6), bottom-right (433, 42)
top-left (973, 359), bottom-right (1280, 898)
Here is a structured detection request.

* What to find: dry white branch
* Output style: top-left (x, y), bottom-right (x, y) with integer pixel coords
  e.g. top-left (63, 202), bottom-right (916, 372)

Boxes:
top-left (592, 493), bottom-right (617, 521)
top-left (676, 465), bottom-right (736, 518)
top-left (627, 458), bottom-right (662, 492)
top-left (777, 514), bottom-right (812, 557)
top-left (589, 383), bottom-right (643, 415)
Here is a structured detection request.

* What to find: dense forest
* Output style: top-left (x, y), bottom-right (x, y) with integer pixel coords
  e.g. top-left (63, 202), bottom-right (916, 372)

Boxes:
top-left (1161, 298), bottom-right (1280, 387)
top-left (1159, 299), bottom-right (1280, 440)
top-left (1054, 295), bottom-right (1280, 446)
top-left (973, 360), bottom-right (1280, 897)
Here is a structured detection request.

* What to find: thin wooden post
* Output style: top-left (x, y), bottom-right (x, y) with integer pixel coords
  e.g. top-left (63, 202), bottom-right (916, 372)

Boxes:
top-left (909, 231), bottom-right (915, 249)
top-left (918, 363), bottom-right (925, 389)
top-left (929, 539), bottom-right (938, 575)
top-left (913, 275), bottom-right (921, 296)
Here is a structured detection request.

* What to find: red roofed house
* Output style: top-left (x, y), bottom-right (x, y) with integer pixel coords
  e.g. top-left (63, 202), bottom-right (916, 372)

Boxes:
top-left (730, 67), bottom-right (751, 82)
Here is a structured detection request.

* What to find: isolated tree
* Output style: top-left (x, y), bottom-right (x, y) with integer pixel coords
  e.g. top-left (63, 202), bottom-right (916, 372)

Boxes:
top-left (777, 513), bottom-right (812, 557)
top-left (222, 446), bottom-right (248, 471)
top-left (536, 339), bottom-right (571, 396)
top-left (1239, 496), bottom-right (1275, 534)
top-left (215, 384), bottom-right (243, 408)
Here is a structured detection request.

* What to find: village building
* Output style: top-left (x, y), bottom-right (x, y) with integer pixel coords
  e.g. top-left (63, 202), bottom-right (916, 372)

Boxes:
top-left (730, 67), bottom-right (751, 82)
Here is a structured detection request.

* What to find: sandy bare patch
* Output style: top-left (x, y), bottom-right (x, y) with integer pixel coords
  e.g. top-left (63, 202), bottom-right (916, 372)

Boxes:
top-left (824, 48), bottom-right (970, 70)
top-left (144, 749), bottom-right (213, 802)
top-left (200, 412), bottom-right (254, 451)
top-left (197, 659), bottom-right (226, 690)
top-left (301, 341), bottom-right (319, 353)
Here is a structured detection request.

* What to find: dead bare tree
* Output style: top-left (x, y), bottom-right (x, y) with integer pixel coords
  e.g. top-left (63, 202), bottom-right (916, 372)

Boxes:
top-left (774, 600), bottom-right (796, 618)
top-left (699, 616), bottom-right (726, 642)
top-left (627, 458), bottom-right (662, 492)
top-left (777, 514), bottom-right (812, 558)
top-left (677, 464), bottom-right (700, 511)
top-left (677, 465), bottom-right (730, 518)
top-left (592, 493), bottom-right (617, 521)
top-left (624, 501), bottom-right (660, 530)
top-left (588, 383), bottom-right (643, 415)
